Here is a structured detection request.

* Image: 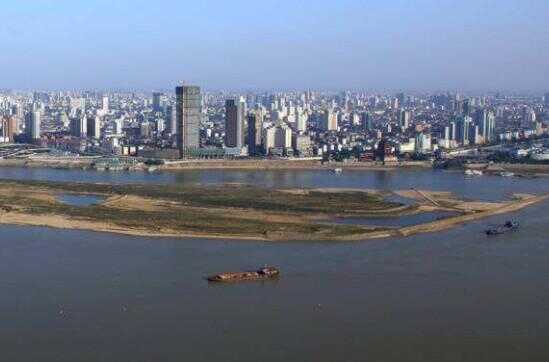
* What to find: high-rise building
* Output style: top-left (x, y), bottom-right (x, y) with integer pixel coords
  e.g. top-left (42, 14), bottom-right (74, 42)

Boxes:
top-left (165, 105), bottom-right (177, 135)
top-left (478, 109), bottom-right (496, 143)
top-left (176, 85), bottom-right (201, 158)
top-left (544, 93), bottom-right (549, 108)
top-left (263, 126), bottom-right (277, 154)
top-left (470, 124), bottom-right (482, 145)
top-left (2, 116), bottom-right (18, 142)
top-left (449, 121), bottom-right (456, 141)
top-left (87, 116), bottom-right (101, 139)
top-left (247, 113), bottom-right (262, 156)
top-left (70, 117), bottom-right (87, 138)
top-left (486, 111), bottom-right (496, 143)
top-left (26, 111), bottom-right (41, 140)
top-left (102, 96), bottom-right (109, 113)
top-left (275, 124), bottom-right (292, 149)
top-left (152, 92), bottom-right (163, 113)
top-left (1, 117), bottom-right (8, 142)
top-left (225, 99), bottom-right (244, 148)
top-left (362, 112), bottom-right (372, 131)
top-left (525, 109), bottom-right (537, 127)
top-left (321, 110), bottom-right (337, 131)
top-left (399, 110), bottom-right (411, 129)
top-left (459, 99), bottom-right (470, 116)
top-left (456, 116), bottom-right (473, 145)
top-left (396, 93), bottom-right (405, 108)
top-left (440, 126), bottom-right (451, 148)
top-left (296, 110), bottom-right (308, 132)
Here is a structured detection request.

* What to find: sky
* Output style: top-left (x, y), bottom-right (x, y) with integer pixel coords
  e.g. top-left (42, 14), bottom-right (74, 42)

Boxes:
top-left (0, 0), bottom-right (548, 92)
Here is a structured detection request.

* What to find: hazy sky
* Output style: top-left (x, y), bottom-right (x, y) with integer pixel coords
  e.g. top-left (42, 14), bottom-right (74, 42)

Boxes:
top-left (1, 0), bottom-right (548, 91)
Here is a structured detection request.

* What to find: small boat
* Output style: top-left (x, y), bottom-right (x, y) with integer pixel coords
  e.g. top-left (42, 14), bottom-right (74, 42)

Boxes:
top-left (465, 169), bottom-right (483, 176)
top-left (333, 168), bottom-right (343, 174)
top-left (499, 172), bottom-right (515, 177)
top-left (485, 221), bottom-right (519, 236)
top-left (207, 266), bottom-right (280, 283)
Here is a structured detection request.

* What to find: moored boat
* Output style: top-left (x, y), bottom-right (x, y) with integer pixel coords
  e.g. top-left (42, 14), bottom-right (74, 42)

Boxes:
top-left (207, 266), bottom-right (280, 283)
top-left (465, 169), bottom-right (483, 176)
top-left (485, 220), bottom-right (519, 236)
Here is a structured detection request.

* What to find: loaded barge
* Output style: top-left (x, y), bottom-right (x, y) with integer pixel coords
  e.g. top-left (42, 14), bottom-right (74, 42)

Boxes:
top-left (207, 266), bottom-right (280, 283)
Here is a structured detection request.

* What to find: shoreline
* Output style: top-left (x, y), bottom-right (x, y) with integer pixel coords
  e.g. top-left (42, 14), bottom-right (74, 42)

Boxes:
top-left (1, 158), bottom-right (548, 176)
top-left (0, 158), bottom-right (432, 171)
top-left (0, 212), bottom-right (268, 241)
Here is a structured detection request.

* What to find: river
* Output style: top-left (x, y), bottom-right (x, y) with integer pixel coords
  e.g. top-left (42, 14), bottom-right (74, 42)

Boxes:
top-left (0, 167), bottom-right (548, 361)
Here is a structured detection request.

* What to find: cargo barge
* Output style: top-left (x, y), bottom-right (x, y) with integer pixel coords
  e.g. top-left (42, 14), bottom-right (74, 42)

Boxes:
top-left (207, 266), bottom-right (280, 283)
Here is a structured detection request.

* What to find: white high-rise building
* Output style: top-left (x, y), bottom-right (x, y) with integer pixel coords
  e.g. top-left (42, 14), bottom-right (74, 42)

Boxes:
top-left (296, 111), bottom-right (308, 132)
top-left (263, 126), bottom-right (277, 153)
top-left (102, 96), bottom-right (109, 113)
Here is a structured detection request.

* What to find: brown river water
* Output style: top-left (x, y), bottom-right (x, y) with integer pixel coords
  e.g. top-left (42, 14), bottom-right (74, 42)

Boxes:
top-left (0, 167), bottom-right (548, 361)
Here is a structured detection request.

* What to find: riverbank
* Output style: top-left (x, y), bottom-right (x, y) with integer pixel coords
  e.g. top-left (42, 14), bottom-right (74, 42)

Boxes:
top-left (466, 162), bottom-right (549, 177)
top-left (1, 155), bottom-right (548, 176)
top-left (159, 159), bottom-right (433, 171)
top-left (0, 157), bottom-right (433, 172)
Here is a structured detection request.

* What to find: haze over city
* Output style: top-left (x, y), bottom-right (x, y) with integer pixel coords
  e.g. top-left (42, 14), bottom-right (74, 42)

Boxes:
top-left (1, 0), bottom-right (548, 91)
top-left (2, 2), bottom-right (549, 362)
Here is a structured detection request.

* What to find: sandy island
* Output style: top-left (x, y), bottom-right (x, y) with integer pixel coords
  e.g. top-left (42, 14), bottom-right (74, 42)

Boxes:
top-left (0, 179), bottom-right (546, 241)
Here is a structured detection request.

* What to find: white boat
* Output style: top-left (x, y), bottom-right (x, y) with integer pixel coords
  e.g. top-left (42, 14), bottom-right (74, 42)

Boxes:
top-left (333, 168), bottom-right (343, 174)
top-left (464, 169), bottom-right (483, 176)
top-left (499, 171), bottom-right (515, 177)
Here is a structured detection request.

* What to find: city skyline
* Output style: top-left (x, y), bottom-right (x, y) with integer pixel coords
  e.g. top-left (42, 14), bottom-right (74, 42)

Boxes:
top-left (1, 1), bottom-right (548, 92)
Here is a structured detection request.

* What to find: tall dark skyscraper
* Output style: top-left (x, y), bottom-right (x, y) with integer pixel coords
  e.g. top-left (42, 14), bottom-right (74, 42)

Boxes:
top-left (399, 110), bottom-right (411, 129)
top-left (225, 100), bottom-right (239, 148)
top-left (247, 113), bottom-right (262, 156)
top-left (152, 92), bottom-right (163, 113)
top-left (456, 115), bottom-right (472, 145)
top-left (361, 112), bottom-right (372, 131)
top-left (176, 85), bottom-right (201, 158)
top-left (225, 98), bottom-right (245, 149)
top-left (86, 116), bottom-right (101, 139)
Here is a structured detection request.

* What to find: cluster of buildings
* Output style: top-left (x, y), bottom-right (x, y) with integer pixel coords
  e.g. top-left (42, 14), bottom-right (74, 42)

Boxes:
top-left (0, 88), bottom-right (548, 162)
